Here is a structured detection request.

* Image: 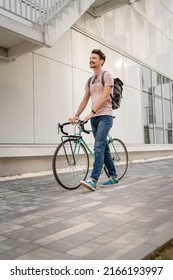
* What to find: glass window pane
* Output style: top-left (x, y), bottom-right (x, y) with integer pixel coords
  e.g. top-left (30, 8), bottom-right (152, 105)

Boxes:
top-left (142, 66), bottom-right (173, 145)
top-left (144, 128), bottom-right (154, 144)
top-left (143, 92), bottom-right (154, 127)
top-left (163, 99), bottom-right (172, 130)
top-left (155, 129), bottom-right (164, 144)
top-left (171, 80), bottom-right (173, 100)
top-left (141, 66), bottom-right (152, 93)
top-left (165, 130), bottom-right (172, 144)
top-left (152, 72), bottom-right (162, 97)
top-left (162, 76), bottom-right (170, 99)
top-left (154, 97), bottom-right (163, 127)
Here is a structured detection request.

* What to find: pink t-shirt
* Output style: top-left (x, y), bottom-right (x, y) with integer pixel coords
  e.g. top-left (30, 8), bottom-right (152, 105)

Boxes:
top-left (85, 71), bottom-right (113, 116)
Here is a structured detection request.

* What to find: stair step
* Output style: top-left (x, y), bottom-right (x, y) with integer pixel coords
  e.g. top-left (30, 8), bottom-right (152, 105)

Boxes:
top-left (0, 0), bottom-right (96, 59)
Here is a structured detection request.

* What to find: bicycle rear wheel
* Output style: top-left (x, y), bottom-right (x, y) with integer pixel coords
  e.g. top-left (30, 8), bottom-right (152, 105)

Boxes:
top-left (105, 138), bottom-right (128, 180)
top-left (52, 138), bottom-right (89, 190)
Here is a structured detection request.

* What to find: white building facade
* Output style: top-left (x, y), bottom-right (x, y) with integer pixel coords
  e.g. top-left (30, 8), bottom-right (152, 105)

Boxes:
top-left (0, 0), bottom-right (173, 176)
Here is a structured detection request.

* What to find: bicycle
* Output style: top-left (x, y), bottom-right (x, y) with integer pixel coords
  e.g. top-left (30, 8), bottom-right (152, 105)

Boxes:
top-left (52, 119), bottom-right (128, 190)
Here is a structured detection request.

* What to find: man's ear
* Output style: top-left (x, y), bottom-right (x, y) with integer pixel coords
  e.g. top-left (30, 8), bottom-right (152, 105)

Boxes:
top-left (100, 59), bottom-right (104, 66)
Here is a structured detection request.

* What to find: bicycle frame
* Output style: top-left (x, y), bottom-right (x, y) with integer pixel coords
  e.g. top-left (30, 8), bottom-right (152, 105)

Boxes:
top-left (60, 123), bottom-right (119, 164)
top-left (61, 125), bottom-right (94, 162)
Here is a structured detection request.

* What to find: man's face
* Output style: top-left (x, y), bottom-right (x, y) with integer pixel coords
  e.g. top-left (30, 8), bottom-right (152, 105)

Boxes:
top-left (89, 53), bottom-right (103, 68)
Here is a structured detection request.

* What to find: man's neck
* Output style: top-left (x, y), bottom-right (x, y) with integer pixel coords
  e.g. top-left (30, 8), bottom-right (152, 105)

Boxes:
top-left (93, 67), bottom-right (103, 76)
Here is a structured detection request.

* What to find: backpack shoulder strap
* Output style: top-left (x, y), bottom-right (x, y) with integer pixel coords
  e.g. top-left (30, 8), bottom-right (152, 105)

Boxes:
top-left (88, 75), bottom-right (93, 90)
top-left (88, 71), bottom-right (107, 89)
top-left (101, 71), bottom-right (107, 87)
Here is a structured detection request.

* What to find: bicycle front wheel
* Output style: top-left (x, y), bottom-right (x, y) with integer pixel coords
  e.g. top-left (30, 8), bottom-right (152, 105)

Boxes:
top-left (52, 138), bottom-right (89, 190)
top-left (105, 138), bottom-right (128, 180)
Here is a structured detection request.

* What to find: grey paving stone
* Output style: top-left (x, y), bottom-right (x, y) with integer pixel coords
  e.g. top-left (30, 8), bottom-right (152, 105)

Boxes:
top-left (15, 247), bottom-right (79, 260)
top-left (82, 241), bottom-right (123, 260)
top-left (115, 243), bottom-right (157, 260)
top-left (45, 229), bottom-right (99, 253)
top-left (0, 158), bottom-right (173, 259)
top-left (0, 235), bottom-right (7, 242)
top-left (0, 238), bottom-right (27, 254)
top-left (0, 223), bottom-right (24, 235)
top-left (146, 224), bottom-right (173, 247)
top-left (0, 243), bottom-right (40, 260)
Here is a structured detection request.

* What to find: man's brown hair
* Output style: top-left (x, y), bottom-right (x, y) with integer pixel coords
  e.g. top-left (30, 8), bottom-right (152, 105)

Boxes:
top-left (91, 49), bottom-right (106, 65)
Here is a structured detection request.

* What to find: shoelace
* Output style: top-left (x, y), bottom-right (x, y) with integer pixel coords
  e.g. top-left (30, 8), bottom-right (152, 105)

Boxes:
top-left (87, 179), bottom-right (94, 184)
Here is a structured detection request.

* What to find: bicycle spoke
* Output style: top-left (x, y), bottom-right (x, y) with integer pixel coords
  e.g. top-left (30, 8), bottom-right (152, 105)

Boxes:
top-left (52, 139), bottom-right (89, 190)
top-left (107, 138), bottom-right (128, 180)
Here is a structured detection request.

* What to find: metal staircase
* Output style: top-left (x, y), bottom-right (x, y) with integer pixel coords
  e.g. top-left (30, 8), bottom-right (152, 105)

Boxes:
top-left (0, 0), bottom-right (135, 60)
top-left (0, 0), bottom-right (95, 60)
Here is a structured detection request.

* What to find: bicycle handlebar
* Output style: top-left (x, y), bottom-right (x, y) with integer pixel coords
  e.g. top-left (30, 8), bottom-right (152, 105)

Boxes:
top-left (58, 122), bottom-right (70, 135)
top-left (58, 120), bottom-right (90, 135)
top-left (79, 120), bottom-right (90, 134)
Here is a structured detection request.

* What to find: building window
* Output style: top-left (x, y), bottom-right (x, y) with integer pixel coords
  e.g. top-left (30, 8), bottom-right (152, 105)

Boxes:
top-left (142, 66), bottom-right (173, 144)
top-left (154, 97), bottom-right (163, 129)
top-left (143, 92), bottom-right (154, 144)
top-left (142, 67), bottom-right (154, 144)
top-left (152, 72), bottom-right (162, 97)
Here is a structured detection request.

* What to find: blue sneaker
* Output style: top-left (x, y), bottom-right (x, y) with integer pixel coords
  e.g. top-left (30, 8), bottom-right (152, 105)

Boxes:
top-left (101, 177), bottom-right (118, 187)
top-left (80, 179), bottom-right (96, 191)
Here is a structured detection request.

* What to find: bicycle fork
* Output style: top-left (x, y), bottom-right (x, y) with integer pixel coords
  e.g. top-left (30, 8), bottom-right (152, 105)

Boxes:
top-left (62, 137), bottom-right (82, 166)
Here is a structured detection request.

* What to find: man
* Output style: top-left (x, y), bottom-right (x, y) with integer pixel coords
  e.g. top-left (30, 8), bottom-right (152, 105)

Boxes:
top-left (69, 49), bottom-right (118, 191)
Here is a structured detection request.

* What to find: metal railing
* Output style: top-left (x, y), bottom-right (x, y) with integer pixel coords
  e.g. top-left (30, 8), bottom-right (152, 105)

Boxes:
top-left (0, 0), bottom-right (72, 25)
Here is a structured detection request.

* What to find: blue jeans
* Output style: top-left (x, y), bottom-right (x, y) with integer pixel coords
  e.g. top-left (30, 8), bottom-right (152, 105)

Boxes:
top-left (90, 115), bottom-right (117, 182)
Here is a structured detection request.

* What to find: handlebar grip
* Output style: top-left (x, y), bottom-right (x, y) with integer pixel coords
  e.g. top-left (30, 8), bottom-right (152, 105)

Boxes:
top-left (80, 121), bottom-right (90, 134)
top-left (58, 122), bottom-right (70, 135)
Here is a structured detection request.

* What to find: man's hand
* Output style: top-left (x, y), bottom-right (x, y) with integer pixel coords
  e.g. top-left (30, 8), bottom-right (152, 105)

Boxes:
top-left (68, 115), bottom-right (79, 125)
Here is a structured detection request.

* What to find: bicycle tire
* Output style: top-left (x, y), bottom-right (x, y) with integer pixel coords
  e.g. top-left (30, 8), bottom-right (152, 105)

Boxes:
top-left (52, 138), bottom-right (89, 190)
top-left (104, 138), bottom-right (128, 180)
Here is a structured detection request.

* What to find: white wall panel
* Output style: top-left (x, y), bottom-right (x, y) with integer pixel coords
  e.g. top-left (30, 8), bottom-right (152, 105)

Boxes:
top-left (34, 55), bottom-right (73, 144)
top-left (72, 68), bottom-right (91, 116)
top-left (123, 57), bottom-right (140, 89)
top-left (125, 5), bottom-right (133, 55)
top-left (103, 10), bottom-right (115, 46)
top-left (131, 9), bottom-right (147, 63)
top-left (0, 54), bottom-right (34, 143)
top-left (114, 6), bottom-right (126, 52)
top-left (133, 0), bottom-right (146, 17)
top-left (124, 86), bottom-right (143, 144)
top-left (75, 14), bottom-right (86, 29)
top-left (160, 0), bottom-right (173, 14)
top-left (155, 29), bottom-right (164, 74)
top-left (133, 0), bottom-right (157, 26)
top-left (145, 0), bottom-right (156, 26)
top-left (72, 30), bottom-right (101, 71)
top-left (102, 48), bottom-right (123, 80)
top-left (163, 5), bottom-right (173, 40)
top-left (163, 36), bottom-right (173, 77)
top-left (34, 30), bottom-right (72, 65)
top-left (155, 0), bottom-right (163, 33)
top-left (147, 22), bottom-right (157, 68)
top-left (85, 13), bottom-right (104, 39)
top-left (110, 100), bottom-right (126, 143)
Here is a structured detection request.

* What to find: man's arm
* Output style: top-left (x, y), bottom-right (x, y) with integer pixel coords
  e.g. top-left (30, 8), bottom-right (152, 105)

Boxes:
top-left (69, 89), bottom-right (90, 124)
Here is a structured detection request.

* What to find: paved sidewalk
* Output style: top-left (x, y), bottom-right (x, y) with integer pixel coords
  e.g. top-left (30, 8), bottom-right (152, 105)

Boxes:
top-left (0, 158), bottom-right (173, 260)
